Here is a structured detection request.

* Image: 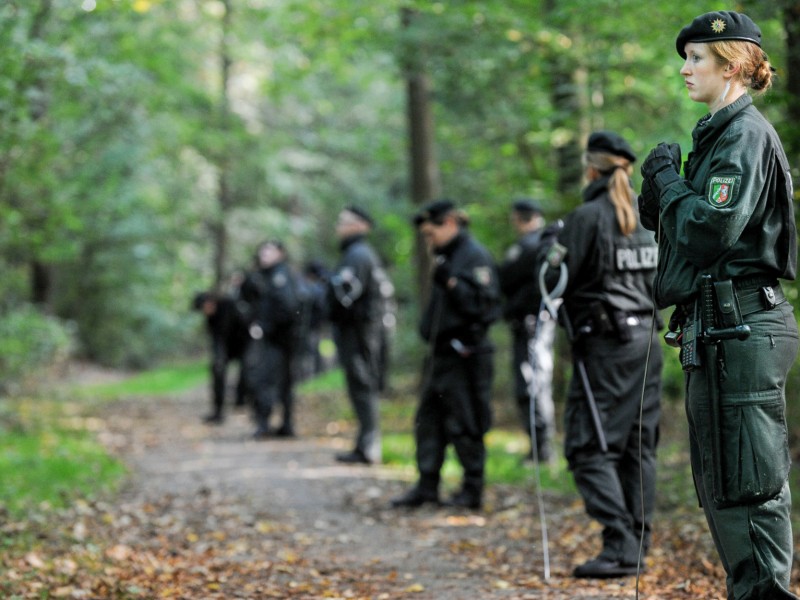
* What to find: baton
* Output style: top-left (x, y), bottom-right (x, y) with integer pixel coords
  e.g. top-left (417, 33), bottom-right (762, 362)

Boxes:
top-left (539, 246), bottom-right (608, 453)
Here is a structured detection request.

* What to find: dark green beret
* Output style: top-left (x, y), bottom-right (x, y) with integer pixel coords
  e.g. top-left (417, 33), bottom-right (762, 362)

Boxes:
top-left (412, 199), bottom-right (456, 226)
top-left (587, 131), bottom-right (636, 163)
top-left (676, 11), bottom-right (761, 59)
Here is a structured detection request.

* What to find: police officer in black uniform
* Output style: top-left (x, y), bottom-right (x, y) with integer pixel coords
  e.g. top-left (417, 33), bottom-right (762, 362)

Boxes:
top-left (192, 289), bottom-right (249, 424)
top-left (238, 240), bottom-right (301, 439)
top-left (327, 206), bottom-right (392, 465)
top-left (553, 132), bottom-right (662, 578)
top-left (391, 200), bottom-right (501, 510)
top-left (498, 199), bottom-right (557, 462)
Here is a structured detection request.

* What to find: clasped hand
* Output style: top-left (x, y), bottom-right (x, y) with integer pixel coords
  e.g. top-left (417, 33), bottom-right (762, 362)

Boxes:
top-left (638, 142), bottom-right (681, 225)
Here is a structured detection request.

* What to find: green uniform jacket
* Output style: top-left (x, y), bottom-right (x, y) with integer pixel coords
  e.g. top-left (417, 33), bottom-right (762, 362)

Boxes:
top-left (645, 94), bottom-right (796, 308)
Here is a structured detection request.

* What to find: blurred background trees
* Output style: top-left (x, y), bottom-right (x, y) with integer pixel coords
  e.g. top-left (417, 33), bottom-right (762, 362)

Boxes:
top-left (1, 0), bottom-right (798, 407)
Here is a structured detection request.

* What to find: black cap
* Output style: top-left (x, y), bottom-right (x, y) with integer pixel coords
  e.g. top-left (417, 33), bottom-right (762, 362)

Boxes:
top-left (412, 199), bottom-right (456, 226)
top-left (676, 11), bottom-right (761, 59)
top-left (512, 198), bottom-right (543, 215)
top-left (587, 131), bottom-right (636, 163)
top-left (343, 205), bottom-right (374, 226)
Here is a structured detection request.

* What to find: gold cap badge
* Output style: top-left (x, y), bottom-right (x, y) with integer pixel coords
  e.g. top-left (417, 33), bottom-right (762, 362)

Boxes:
top-left (710, 18), bottom-right (726, 34)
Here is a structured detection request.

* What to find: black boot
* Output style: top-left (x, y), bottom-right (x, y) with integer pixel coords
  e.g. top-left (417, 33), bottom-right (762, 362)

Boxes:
top-left (445, 488), bottom-right (482, 509)
top-left (390, 485), bottom-right (440, 508)
top-left (573, 556), bottom-right (641, 578)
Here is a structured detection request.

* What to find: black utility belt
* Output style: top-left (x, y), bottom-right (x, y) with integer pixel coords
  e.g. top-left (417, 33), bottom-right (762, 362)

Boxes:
top-left (667, 278), bottom-right (785, 372)
top-left (577, 311), bottom-right (651, 341)
top-left (675, 281), bottom-right (785, 324)
top-left (736, 283), bottom-right (785, 316)
top-left (435, 338), bottom-right (493, 357)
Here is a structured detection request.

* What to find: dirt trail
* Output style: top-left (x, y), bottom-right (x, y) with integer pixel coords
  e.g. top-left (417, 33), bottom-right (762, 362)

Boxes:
top-left (99, 387), bottom-right (630, 599)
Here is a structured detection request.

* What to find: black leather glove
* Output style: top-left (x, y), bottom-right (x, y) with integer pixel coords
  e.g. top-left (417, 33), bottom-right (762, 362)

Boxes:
top-left (433, 258), bottom-right (452, 288)
top-left (641, 142), bottom-right (682, 196)
top-left (641, 143), bottom-right (680, 180)
top-left (638, 177), bottom-right (659, 232)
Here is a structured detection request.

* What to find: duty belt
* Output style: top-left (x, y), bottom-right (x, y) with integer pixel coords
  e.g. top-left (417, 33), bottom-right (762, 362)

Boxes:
top-left (736, 283), bottom-right (785, 316)
top-left (677, 280), bottom-right (785, 324)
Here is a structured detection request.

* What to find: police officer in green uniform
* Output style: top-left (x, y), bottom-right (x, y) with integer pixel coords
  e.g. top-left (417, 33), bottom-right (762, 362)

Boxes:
top-left (327, 206), bottom-right (393, 465)
top-left (391, 200), bottom-right (501, 509)
top-left (238, 240), bottom-right (301, 439)
top-left (498, 199), bottom-right (556, 462)
top-left (640, 11), bottom-right (798, 600)
top-left (555, 132), bottom-right (662, 578)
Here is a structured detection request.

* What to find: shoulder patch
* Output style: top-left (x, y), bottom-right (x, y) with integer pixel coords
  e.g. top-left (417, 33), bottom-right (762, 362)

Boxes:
top-left (505, 244), bottom-right (522, 261)
top-left (473, 266), bottom-right (492, 286)
top-left (706, 175), bottom-right (740, 208)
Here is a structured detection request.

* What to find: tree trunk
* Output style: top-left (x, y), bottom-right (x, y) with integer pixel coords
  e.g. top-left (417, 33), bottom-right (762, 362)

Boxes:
top-left (402, 8), bottom-right (442, 305)
top-left (27, 0), bottom-right (54, 309)
top-left (783, 1), bottom-right (800, 177)
top-left (213, 0), bottom-right (233, 292)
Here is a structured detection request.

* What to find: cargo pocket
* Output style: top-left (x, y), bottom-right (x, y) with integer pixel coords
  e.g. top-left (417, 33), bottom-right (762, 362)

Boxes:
top-left (716, 390), bottom-right (789, 507)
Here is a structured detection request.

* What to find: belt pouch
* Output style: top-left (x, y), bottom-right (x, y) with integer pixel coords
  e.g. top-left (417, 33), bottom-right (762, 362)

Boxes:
top-left (713, 280), bottom-right (743, 328)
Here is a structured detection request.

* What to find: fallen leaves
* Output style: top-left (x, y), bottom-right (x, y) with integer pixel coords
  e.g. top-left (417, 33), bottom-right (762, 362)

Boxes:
top-left (2, 390), bottom-right (795, 600)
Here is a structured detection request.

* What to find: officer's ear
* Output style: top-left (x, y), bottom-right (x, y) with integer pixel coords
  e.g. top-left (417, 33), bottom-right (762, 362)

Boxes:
top-left (723, 62), bottom-right (740, 78)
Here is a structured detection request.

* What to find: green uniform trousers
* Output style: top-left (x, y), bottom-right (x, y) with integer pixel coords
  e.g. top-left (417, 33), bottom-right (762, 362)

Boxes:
top-left (686, 300), bottom-right (798, 600)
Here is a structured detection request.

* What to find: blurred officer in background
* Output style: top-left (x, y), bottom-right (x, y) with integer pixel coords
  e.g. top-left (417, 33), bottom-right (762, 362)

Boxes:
top-left (553, 131), bottom-right (662, 578)
top-left (497, 199), bottom-right (556, 463)
top-left (296, 259), bottom-right (330, 380)
top-left (192, 285), bottom-right (249, 424)
top-left (238, 240), bottom-right (301, 439)
top-left (391, 199), bottom-right (501, 510)
top-left (327, 206), bottom-right (394, 465)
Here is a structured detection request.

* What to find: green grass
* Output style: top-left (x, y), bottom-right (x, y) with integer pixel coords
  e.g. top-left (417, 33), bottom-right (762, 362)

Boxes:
top-left (0, 430), bottom-right (126, 515)
top-left (0, 405), bottom-right (127, 519)
top-left (76, 360), bottom-right (208, 399)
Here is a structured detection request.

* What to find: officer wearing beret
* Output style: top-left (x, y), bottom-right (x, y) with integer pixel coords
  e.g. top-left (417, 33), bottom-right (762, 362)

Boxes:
top-left (238, 240), bottom-right (302, 438)
top-left (640, 11), bottom-right (798, 599)
top-left (327, 206), bottom-right (394, 464)
top-left (497, 199), bottom-right (556, 463)
top-left (554, 131), bottom-right (662, 578)
top-left (392, 200), bottom-right (501, 509)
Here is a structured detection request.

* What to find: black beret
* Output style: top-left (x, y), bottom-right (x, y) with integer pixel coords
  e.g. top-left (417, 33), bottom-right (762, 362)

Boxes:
top-left (587, 131), bottom-right (636, 163)
top-left (412, 199), bottom-right (456, 226)
top-left (344, 205), bottom-right (374, 226)
top-left (512, 198), bottom-right (543, 215)
top-left (676, 11), bottom-right (761, 59)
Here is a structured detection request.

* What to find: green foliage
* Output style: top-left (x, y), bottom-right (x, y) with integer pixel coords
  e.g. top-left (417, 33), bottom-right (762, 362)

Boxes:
top-left (1, 1), bottom-right (799, 401)
top-left (0, 304), bottom-right (74, 392)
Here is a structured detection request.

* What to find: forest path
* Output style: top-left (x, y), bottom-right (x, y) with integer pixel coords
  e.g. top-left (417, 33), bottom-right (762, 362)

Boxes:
top-left (98, 386), bottom-right (636, 599)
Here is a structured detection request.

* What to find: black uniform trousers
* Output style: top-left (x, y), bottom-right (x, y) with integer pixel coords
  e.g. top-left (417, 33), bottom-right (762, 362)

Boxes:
top-left (333, 320), bottom-right (382, 463)
top-left (243, 338), bottom-right (294, 433)
top-left (415, 348), bottom-right (493, 495)
top-left (564, 318), bottom-right (662, 565)
top-left (210, 342), bottom-right (247, 416)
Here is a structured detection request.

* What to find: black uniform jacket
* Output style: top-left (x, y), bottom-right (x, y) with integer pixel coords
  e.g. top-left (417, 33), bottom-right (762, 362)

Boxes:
top-left (420, 230), bottom-right (501, 352)
top-left (499, 228), bottom-right (546, 323)
top-left (238, 261), bottom-right (300, 345)
top-left (327, 235), bottom-right (386, 325)
top-left (558, 177), bottom-right (658, 329)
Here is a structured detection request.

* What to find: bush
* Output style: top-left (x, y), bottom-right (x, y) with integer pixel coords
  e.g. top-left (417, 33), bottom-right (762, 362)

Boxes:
top-left (0, 304), bottom-right (75, 393)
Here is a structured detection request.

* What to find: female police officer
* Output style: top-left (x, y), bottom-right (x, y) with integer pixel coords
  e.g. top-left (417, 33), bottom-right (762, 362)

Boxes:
top-left (639, 11), bottom-right (798, 599)
top-left (555, 131), bottom-right (662, 578)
